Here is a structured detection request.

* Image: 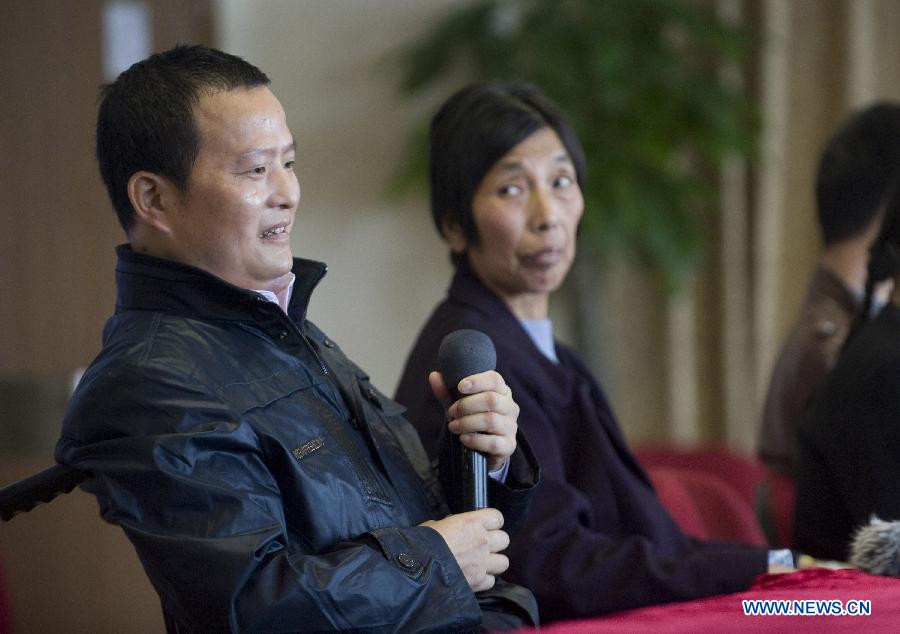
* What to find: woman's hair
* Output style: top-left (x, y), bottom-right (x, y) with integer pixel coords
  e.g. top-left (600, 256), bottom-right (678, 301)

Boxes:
top-left (429, 82), bottom-right (586, 267)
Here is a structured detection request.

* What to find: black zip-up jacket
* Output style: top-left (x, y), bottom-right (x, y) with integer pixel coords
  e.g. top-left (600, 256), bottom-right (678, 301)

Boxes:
top-left (55, 245), bottom-right (538, 633)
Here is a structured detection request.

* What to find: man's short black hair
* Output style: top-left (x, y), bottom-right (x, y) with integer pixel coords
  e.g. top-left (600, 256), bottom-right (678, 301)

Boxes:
top-left (429, 82), bottom-right (586, 266)
top-left (96, 44), bottom-right (270, 232)
top-left (816, 102), bottom-right (900, 246)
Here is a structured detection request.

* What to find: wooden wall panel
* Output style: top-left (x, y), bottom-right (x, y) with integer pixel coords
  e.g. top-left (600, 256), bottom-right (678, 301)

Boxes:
top-left (0, 1), bottom-right (117, 379)
top-left (1, 3), bottom-right (211, 631)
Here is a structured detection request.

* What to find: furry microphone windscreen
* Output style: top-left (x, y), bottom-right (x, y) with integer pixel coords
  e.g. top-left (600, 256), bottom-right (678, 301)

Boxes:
top-left (849, 516), bottom-right (900, 576)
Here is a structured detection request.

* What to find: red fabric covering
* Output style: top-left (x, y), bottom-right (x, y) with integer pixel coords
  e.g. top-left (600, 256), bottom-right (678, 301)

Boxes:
top-left (647, 466), bottom-right (768, 546)
top-left (514, 568), bottom-right (899, 633)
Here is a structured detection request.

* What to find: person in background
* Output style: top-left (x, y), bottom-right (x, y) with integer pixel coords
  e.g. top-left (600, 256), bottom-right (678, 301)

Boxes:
top-left (758, 103), bottom-right (900, 478)
top-left (395, 81), bottom-right (799, 624)
top-left (794, 179), bottom-right (900, 561)
top-left (54, 45), bottom-right (539, 632)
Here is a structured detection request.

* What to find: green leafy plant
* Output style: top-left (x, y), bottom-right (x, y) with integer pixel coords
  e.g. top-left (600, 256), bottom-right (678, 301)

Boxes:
top-left (389, 0), bottom-right (758, 292)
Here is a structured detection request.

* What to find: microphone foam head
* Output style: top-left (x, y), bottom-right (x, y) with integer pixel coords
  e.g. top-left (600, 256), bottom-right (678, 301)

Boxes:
top-left (849, 515), bottom-right (900, 577)
top-left (436, 329), bottom-right (497, 389)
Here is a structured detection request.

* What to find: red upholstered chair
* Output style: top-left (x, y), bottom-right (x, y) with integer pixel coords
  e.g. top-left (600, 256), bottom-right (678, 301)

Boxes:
top-left (633, 444), bottom-right (793, 546)
top-left (756, 469), bottom-right (796, 548)
top-left (646, 466), bottom-right (768, 546)
top-left (644, 466), bottom-right (709, 539)
top-left (633, 445), bottom-right (767, 509)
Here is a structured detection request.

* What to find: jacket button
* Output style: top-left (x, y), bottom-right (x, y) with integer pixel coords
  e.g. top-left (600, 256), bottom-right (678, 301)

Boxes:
top-left (323, 337), bottom-right (335, 348)
top-left (278, 330), bottom-right (288, 340)
top-left (397, 553), bottom-right (419, 569)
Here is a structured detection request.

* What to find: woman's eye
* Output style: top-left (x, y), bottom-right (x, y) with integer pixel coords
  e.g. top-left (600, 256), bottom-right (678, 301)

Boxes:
top-left (250, 166), bottom-right (267, 175)
top-left (554, 174), bottom-right (574, 188)
top-left (285, 160), bottom-right (296, 170)
top-left (499, 184), bottom-right (523, 196)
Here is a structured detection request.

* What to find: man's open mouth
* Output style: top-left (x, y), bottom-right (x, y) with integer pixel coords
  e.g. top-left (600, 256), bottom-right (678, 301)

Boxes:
top-left (260, 225), bottom-right (288, 238)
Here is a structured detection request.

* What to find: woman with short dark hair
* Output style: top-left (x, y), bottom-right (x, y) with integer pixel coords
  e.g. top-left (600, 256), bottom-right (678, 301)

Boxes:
top-left (396, 81), bottom-right (781, 622)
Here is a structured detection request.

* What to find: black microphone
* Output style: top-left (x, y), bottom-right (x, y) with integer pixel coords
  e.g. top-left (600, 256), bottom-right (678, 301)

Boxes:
top-left (849, 516), bottom-right (900, 577)
top-left (437, 329), bottom-right (496, 513)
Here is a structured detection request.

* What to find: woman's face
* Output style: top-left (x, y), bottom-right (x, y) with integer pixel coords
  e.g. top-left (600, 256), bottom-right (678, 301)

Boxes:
top-left (446, 127), bottom-right (584, 319)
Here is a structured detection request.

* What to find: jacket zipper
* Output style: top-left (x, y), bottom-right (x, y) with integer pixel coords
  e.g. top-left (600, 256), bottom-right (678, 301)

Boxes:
top-left (279, 312), bottom-right (328, 377)
top-left (298, 327), bottom-right (329, 376)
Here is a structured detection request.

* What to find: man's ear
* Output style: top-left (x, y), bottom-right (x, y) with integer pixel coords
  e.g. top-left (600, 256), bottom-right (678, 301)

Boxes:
top-left (441, 215), bottom-right (468, 254)
top-left (127, 171), bottom-right (178, 235)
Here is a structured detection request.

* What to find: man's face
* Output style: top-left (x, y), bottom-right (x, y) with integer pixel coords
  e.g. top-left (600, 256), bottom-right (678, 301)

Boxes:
top-left (166, 86), bottom-right (299, 292)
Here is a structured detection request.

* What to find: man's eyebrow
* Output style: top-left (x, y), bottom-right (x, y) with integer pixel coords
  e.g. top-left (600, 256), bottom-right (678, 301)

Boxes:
top-left (235, 141), bottom-right (296, 161)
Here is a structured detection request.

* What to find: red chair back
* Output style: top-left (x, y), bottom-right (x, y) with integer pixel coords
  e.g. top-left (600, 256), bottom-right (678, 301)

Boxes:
top-left (644, 466), bottom-right (708, 539)
top-left (634, 445), bottom-right (767, 508)
top-left (647, 466), bottom-right (768, 546)
top-left (757, 469), bottom-right (796, 548)
top-left (633, 444), bottom-right (797, 545)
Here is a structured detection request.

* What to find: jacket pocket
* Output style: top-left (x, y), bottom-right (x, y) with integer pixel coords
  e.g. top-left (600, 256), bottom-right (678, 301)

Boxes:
top-left (356, 374), bottom-right (407, 416)
top-left (216, 367), bottom-right (316, 414)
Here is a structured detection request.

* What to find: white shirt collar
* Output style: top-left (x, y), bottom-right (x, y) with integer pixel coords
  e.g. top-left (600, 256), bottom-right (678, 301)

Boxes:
top-left (252, 273), bottom-right (296, 313)
top-left (519, 317), bottom-right (558, 363)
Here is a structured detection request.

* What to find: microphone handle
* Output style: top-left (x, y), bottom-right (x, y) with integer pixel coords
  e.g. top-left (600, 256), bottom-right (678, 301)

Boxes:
top-left (448, 389), bottom-right (488, 512)
top-left (448, 437), bottom-right (487, 511)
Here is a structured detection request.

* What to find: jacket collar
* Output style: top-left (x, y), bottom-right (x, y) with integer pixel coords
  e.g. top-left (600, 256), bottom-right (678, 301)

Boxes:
top-left (446, 260), bottom-right (515, 323)
top-left (114, 244), bottom-right (327, 324)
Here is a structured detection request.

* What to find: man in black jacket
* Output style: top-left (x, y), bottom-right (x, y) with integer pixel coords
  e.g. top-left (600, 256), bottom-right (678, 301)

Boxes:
top-left (54, 45), bottom-right (538, 632)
